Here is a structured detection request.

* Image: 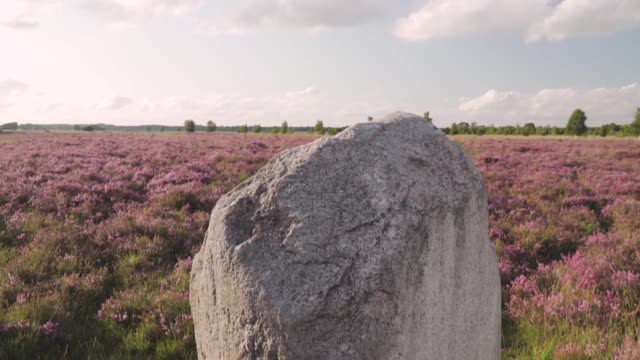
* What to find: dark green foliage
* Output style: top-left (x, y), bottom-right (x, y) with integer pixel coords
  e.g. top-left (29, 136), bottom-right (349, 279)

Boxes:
top-left (314, 120), bottom-right (324, 135)
top-left (238, 124), bottom-right (248, 134)
top-left (0, 122), bottom-right (18, 131)
top-left (184, 120), bottom-right (195, 133)
top-left (423, 112), bottom-right (432, 123)
top-left (631, 108), bottom-right (640, 136)
top-left (270, 127), bottom-right (280, 134)
top-left (206, 121), bottom-right (216, 133)
top-left (81, 125), bottom-right (106, 132)
top-left (522, 123), bottom-right (536, 136)
top-left (252, 125), bottom-right (262, 133)
top-left (565, 109), bottom-right (588, 136)
top-left (281, 121), bottom-right (288, 134)
top-left (536, 126), bottom-right (550, 136)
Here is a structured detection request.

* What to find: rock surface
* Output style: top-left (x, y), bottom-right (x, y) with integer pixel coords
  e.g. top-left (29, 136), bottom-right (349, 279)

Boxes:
top-left (190, 112), bottom-right (501, 359)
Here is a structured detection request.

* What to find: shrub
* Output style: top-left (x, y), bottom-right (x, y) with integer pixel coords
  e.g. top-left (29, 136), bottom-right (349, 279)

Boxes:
top-left (183, 120), bottom-right (195, 133)
top-left (314, 120), bottom-right (324, 135)
top-left (565, 109), bottom-right (588, 136)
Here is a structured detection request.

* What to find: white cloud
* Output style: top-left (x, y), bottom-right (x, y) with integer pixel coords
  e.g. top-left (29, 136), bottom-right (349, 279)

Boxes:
top-left (97, 95), bottom-right (134, 110)
top-left (0, 79), bottom-right (29, 108)
top-left (394, 0), bottom-right (547, 41)
top-left (335, 101), bottom-right (410, 121)
top-left (4, 80), bottom-right (638, 128)
top-left (0, 85), bottom-right (322, 125)
top-left (394, 0), bottom-right (640, 42)
top-left (237, 0), bottom-right (385, 28)
top-left (0, 0), bottom-right (57, 29)
top-left (75, 0), bottom-right (202, 24)
top-left (456, 83), bottom-right (640, 125)
top-left (198, 0), bottom-right (386, 35)
top-left (0, 80), bottom-right (71, 116)
top-left (0, 79), bottom-right (29, 94)
top-left (1, 0), bottom-right (202, 29)
top-left (193, 20), bottom-right (245, 36)
top-left (138, 86), bottom-right (320, 123)
top-left (528, 0), bottom-right (640, 41)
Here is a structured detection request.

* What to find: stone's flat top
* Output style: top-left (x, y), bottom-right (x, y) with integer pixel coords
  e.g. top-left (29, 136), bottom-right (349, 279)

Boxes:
top-left (190, 112), bottom-right (501, 360)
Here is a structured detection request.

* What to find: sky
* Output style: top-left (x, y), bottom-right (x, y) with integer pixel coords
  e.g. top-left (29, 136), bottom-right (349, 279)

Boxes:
top-left (0, 0), bottom-right (639, 127)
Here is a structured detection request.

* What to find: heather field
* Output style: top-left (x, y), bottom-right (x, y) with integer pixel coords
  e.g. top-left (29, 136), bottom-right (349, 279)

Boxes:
top-left (1, 132), bottom-right (639, 359)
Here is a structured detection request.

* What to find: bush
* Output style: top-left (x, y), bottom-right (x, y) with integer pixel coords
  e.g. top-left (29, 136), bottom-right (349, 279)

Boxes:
top-left (631, 108), bottom-right (640, 136)
top-left (183, 120), bottom-right (195, 133)
top-left (314, 120), bottom-right (324, 135)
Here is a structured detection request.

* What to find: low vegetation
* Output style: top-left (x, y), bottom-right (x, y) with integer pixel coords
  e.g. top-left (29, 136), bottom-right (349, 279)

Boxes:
top-left (463, 137), bottom-right (640, 358)
top-left (0, 133), bottom-right (311, 359)
top-left (0, 132), bottom-right (639, 358)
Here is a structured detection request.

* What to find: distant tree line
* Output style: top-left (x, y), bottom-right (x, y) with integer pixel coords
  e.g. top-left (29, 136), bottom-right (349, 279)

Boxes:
top-left (440, 108), bottom-right (640, 137)
top-left (9, 108), bottom-right (640, 137)
top-left (73, 124), bottom-right (106, 132)
top-left (0, 122), bottom-right (18, 132)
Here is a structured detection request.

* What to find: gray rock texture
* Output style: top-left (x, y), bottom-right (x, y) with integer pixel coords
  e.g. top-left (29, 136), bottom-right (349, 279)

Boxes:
top-left (190, 112), bottom-right (501, 360)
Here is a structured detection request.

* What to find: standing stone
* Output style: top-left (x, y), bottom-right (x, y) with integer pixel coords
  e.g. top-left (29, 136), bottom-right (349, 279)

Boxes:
top-left (190, 112), bottom-right (501, 359)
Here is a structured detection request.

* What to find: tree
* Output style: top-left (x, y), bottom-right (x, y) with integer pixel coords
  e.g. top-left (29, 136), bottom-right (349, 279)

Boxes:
top-left (450, 123), bottom-right (460, 135)
top-left (281, 121), bottom-right (289, 134)
top-left (238, 124), bottom-right (248, 134)
top-left (368, 116), bottom-right (373, 122)
top-left (424, 112), bottom-right (432, 123)
top-left (458, 122), bottom-right (470, 134)
top-left (604, 123), bottom-right (621, 135)
top-left (631, 108), bottom-right (640, 136)
top-left (271, 127), bottom-right (280, 134)
top-left (252, 124), bottom-right (262, 133)
top-left (0, 122), bottom-right (18, 131)
top-left (81, 125), bottom-right (105, 131)
top-left (537, 125), bottom-right (550, 136)
top-left (207, 121), bottom-right (217, 132)
top-left (314, 120), bottom-right (325, 135)
top-left (598, 126), bottom-right (609, 137)
top-left (327, 128), bottom-right (337, 135)
top-left (565, 109), bottom-right (587, 136)
top-left (522, 123), bottom-right (536, 136)
top-left (184, 120), bottom-right (196, 133)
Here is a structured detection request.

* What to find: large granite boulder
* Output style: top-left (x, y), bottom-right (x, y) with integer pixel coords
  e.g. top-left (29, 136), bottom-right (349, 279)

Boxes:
top-left (190, 112), bottom-right (501, 359)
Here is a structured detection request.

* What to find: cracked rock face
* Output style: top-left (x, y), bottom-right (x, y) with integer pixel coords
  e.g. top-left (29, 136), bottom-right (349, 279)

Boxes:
top-left (190, 112), bottom-right (501, 360)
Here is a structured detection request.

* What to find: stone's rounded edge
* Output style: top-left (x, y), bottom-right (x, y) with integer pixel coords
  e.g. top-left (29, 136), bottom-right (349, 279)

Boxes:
top-left (377, 111), bottom-right (426, 124)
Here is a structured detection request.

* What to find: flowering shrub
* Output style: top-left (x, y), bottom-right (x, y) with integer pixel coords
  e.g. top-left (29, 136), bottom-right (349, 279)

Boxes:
top-left (462, 137), bottom-right (640, 358)
top-left (0, 132), bottom-right (311, 358)
top-left (0, 133), bottom-right (639, 358)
